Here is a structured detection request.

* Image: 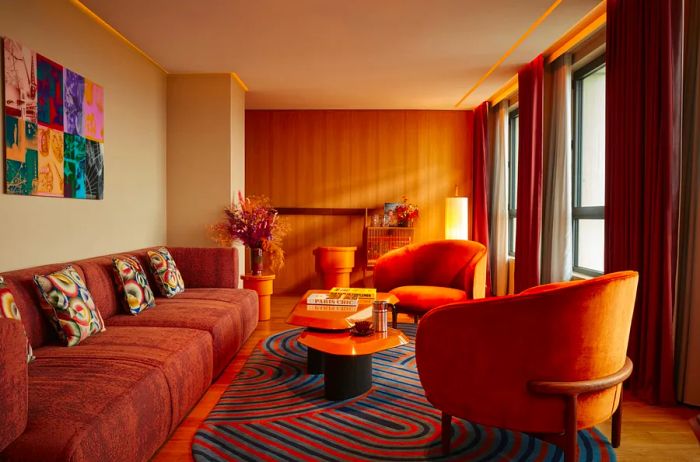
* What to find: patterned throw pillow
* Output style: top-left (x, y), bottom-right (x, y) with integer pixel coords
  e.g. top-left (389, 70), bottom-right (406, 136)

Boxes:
top-left (147, 247), bottom-right (185, 297)
top-left (112, 256), bottom-right (155, 315)
top-left (34, 266), bottom-right (105, 346)
top-left (0, 276), bottom-right (35, 362)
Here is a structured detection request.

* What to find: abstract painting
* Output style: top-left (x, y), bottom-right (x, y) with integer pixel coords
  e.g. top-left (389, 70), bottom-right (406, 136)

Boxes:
top-left (85, 140), bottom-right (103, 199)
top-left (64, 133), bottom-right (86, 199)
top-left (64, 69), bottom-right (84, 136)
top-left (36, 126), bottom-right (64, 197)
top-left (5, 115), bottom-right (38, 195)
top-left (37, 54), bottom-right (63, 130)
top-left (3, 38), bottom-right (37, 123)
top-left (4, 38), bottom-right (104, 200)
top-left (83, 79), bottom-right (103, 142)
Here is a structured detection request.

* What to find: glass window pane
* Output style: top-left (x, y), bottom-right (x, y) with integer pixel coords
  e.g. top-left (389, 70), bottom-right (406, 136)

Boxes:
top-left (579, 67), bottom-right (606, 207)
top-left (508, 113), bottom-right (519, 211)
top-left (507, 111), bottom-right (518, 256)
top-left (508, 218), bottom-right (516, 255)
top-left (576, 219), bottom-right (604, 273)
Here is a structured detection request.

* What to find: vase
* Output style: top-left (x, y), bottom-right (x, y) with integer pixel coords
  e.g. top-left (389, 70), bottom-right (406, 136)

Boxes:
top-left (250, 247), bottom-right (264, 276)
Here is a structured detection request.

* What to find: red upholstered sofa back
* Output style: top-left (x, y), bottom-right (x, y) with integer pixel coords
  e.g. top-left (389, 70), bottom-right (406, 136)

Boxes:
top-left (0, 246), bottom-right (239, 349)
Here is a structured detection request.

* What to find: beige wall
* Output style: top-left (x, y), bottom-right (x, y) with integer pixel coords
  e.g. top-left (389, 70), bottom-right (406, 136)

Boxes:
top-left (166, 74), bottom-right (245, 274)
top-left (0, 0), bottom-right (167, 272)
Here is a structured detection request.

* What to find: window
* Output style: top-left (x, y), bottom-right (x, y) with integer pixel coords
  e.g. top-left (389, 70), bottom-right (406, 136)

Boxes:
top-left (507, 109), bottom-right (518, 256)
top-left (573, 55), bottom-right (606, 275)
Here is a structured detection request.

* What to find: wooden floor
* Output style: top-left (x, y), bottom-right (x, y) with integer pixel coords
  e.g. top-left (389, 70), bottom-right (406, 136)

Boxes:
top-left (154, 295), bottom-right (700, 461)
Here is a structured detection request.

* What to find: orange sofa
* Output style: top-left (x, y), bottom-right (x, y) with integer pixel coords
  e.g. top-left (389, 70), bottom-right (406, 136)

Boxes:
top-left (373, 240), bottom-right (487, 327)
top-left (415, 271), bottom-right (639, 461)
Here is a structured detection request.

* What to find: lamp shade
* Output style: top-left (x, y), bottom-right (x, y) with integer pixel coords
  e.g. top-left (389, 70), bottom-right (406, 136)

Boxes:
top-left (445, 197), bottom-right (469, 240)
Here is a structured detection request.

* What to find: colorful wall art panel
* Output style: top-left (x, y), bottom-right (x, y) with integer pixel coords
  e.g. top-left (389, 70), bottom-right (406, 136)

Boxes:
top-left (83, 79), bottom-right (103, 142)
top-left (3, 37), bottom-right (104, 199)
top-left (37, 126), bottom-right (64, 197)
top-left (37, 54), bottom-right (64, 130)
top-left (64, 69), bottom-right (84, 136)
top-left (3, 38), bottom-right (37, 123)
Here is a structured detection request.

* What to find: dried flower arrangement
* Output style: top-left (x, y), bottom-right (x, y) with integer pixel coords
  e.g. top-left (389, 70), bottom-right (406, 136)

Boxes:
top-left (209, 192), bottom-right (289, 272)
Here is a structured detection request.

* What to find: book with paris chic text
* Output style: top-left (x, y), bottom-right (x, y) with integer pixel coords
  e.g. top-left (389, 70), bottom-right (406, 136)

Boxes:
top-left (306, 292), bottom-right (360, 307)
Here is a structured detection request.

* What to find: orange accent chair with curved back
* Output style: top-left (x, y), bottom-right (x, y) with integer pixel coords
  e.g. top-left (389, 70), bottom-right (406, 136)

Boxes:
top-left (415, 271), bottom-right (639, 461)
top-left (373, 240), bottom-right (487, 328)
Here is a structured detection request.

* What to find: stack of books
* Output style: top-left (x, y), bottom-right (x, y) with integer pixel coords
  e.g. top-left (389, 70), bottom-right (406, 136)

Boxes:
top-left (306, 287), bottom-right (377, 307)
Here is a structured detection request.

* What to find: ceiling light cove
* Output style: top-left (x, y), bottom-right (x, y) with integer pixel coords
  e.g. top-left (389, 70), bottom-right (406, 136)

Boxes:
top-left (454, 0), bottom-right (563, 109)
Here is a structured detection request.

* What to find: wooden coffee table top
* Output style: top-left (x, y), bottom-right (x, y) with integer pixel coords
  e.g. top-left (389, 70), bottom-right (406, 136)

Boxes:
top-left (297, 328), bottom-right (409, 356)
top-left (286, 290), bottom-right (399, 330)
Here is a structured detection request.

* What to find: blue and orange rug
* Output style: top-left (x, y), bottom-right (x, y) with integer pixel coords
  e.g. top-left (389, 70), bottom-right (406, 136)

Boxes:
top-left (193, 325), bottom-right (616, 461)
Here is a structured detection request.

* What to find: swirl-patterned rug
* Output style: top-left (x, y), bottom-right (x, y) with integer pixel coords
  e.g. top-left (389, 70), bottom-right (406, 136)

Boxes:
top-left (193, 325), bottom-right (616, 461)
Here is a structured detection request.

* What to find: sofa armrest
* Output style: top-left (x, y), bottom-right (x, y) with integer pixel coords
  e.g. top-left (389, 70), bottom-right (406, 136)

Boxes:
top-left (0, 318), bottom-right (28, 452)
top-left (168, 247), bottom-right (239, 289)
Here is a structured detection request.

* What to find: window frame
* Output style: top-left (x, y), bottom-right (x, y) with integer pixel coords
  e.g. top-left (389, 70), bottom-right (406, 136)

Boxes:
top-left (507, 108), bottom-right (519, 257)
top-left (572, 54), bottom-right (606, 276)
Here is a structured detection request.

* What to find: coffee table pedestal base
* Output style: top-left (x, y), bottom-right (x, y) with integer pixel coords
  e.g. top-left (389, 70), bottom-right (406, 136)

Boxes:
top-left (307, 347), bottom-right (325, 375)
top-left (324, 353), bottom-right (372, 400)
top-left (307, 348), bottom-right (372, 400)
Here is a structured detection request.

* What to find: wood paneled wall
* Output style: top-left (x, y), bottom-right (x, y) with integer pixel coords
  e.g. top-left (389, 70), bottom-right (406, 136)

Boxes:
top-left (246, 110), bottom-right (474, 294)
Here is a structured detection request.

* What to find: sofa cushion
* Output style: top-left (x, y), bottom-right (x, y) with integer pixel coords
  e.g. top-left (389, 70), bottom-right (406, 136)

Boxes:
top-left (111, 256), bottom-right (156, 315)
top-left (33, 266), bottom-right (106, 346)
top-left (147, 248), bottom-right (185, 298)
top-left (106, 289), bottom-right (258, 376)
top-left (2, 356), bottom-right (170, 462)
top-left (0, 263), bottom-right (84, 349)
top-left (0, 326), bottom-right (213, 462)
top-left (0, 277), bottom-right (34, 362)
top-left (390, 285), bottom-right (467, 314)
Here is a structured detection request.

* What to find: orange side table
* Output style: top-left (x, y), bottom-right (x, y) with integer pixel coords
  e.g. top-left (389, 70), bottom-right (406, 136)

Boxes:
top-left (241, 274), bottom-right (275, 321)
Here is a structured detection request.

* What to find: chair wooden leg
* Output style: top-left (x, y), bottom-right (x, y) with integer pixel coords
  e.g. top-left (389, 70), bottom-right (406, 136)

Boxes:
top-left (612, 390), bottom-right (623, 448)
top-left (391, 305), bottom-right (398, 328)
top-left (441, 412), bottom-right (452, 455)
top-left (564, 395), bottom-right (579, 462)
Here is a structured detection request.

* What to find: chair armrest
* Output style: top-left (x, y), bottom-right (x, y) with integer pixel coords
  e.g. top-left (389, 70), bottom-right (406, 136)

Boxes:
top-left (469, 252), bottom-right (487, 299)
top-left (0, 319), bottom-right (28, 452)
top-left (167, 247), bottom-right (239, 288)
top-left (529, 357), bottom-right (633, 396)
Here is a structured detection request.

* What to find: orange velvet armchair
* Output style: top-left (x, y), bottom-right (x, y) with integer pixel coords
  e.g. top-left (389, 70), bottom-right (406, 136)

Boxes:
top-left (373, 240), bottom-right (487, 328)
top-left (415, 271), bottom-right (639, 461)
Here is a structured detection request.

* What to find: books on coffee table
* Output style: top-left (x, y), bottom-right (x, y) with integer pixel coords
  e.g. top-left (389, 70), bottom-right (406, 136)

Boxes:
top-left (306, 292), bottom-right (360, 307)
top-left (329, 287), bottom-right (377, 301)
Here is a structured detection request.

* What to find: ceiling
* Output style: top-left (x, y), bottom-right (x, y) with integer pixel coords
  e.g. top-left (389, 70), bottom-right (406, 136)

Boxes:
top-left (80, 0), bottom-right (600, 109)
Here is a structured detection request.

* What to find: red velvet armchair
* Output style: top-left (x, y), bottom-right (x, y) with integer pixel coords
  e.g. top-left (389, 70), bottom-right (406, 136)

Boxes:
top-left (415, 271), bottom-right (639, 461)
top-left (373, 240), bottom-right (487, 327)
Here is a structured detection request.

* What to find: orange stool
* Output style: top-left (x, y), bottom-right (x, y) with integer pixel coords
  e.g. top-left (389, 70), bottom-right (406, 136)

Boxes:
top-left (241, 274), bottom-right (275, 321)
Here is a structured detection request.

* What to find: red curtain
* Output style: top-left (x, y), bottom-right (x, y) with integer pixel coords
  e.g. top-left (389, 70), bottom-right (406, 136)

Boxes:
top-left (605, 0), bottom-right (680, 404)
top-left (472, 102), bottom-right (491, 295)
top-left (514, 55), bottom-right (544, 293)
